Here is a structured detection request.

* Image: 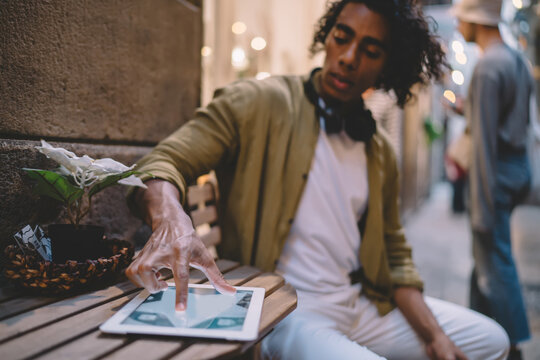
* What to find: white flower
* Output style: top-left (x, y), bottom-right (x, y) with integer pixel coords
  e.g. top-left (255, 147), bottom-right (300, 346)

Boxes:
top-left (118, 174), bottom-right (147, 188)
top-left (36, 140), bottom-right (146, 189)
top-left (36, 140), bottom-right (92, 174)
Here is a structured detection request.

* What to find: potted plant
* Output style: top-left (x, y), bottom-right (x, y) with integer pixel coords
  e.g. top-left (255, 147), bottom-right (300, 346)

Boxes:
top-left (23, 140), bottom-right (147, 263)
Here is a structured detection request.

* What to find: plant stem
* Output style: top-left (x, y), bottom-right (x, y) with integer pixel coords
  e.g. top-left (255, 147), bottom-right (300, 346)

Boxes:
top-left (77, 194), bottom-right (92, 227)
top-left (66, 201), bottom-right (77, 225)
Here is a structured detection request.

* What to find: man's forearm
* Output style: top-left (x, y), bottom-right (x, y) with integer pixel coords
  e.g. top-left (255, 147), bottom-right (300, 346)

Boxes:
top-left (394, 287), bottom-right (444, 343)
top-left (134, 179), bottom-right (193, 232)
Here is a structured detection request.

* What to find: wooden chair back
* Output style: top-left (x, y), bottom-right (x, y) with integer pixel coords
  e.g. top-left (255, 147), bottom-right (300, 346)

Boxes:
top-left (186, 181), bottom-right (221, 248)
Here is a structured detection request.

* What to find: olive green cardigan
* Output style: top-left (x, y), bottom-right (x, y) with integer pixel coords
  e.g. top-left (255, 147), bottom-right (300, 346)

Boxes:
top-left (129, 74), bottom-right (423, 315)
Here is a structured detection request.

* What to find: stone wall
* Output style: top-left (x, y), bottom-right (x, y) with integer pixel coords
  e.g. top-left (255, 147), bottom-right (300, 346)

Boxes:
top-left (0, 0), bottom-right (202, 252)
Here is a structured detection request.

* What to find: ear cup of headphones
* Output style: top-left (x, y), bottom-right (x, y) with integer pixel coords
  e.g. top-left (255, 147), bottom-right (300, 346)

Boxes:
top-left (344, 108), bottom-right (377, 142)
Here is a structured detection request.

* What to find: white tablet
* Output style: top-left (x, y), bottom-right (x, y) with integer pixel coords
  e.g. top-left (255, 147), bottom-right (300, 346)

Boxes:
top-left (100, 283), bottom-right (265, 341)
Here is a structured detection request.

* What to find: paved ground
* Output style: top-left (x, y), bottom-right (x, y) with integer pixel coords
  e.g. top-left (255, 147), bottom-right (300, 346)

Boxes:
top-left (405, 183), bottom-right (540, 360)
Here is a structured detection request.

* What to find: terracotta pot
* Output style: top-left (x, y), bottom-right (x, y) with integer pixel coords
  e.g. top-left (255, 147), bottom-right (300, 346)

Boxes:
top-left (48, 224), bottom-right (107, 263)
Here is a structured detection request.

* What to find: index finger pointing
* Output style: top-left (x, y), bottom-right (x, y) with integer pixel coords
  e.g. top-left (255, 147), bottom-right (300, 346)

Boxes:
top-left (172, 256), bottom-right (190, 312)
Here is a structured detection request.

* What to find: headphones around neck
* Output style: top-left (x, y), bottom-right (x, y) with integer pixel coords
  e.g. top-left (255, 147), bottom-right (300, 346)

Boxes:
top-left (303, 68), bottom-right (376, 143)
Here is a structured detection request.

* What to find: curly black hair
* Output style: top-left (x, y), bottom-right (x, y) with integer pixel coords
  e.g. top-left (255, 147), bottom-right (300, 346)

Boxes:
top-left (310, 0), bottom-right (448, 107)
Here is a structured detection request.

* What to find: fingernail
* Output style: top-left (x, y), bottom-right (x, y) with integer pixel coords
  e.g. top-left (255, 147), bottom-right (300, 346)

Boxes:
top-left (221, 286), bottom-right (236, 295)
top-left (176, 303), bottom-right (186, 312)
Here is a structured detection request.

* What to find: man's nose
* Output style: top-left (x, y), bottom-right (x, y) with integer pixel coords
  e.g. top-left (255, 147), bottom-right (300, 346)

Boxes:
top-left (339, 44), bottom-right (360, 70)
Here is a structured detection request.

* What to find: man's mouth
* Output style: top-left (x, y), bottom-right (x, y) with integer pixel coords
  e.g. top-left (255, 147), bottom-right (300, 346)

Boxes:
top-left (329, 73), bottom-right (354, 91)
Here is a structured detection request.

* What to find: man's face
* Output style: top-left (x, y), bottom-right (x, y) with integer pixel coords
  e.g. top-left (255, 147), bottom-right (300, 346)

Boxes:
top-left (319, 3), bottom-right (389, 104)
top-left (458, 20), bottom-right (476, 43)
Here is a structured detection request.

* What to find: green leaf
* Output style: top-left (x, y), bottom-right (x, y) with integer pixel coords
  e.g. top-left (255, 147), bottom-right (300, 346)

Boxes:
top-left (423, 117), bottom-right (442, 145)
top-left (23, 168), bottom-right (84, 204)
top-left (88, 171), bottom-right (137, 198)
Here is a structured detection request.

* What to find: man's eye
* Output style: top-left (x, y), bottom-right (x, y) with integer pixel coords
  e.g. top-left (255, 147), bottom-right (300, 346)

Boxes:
top-left (363, 46), bottom-right (383, 59)
top-left (334, 36), bottom-right (347, 44)
top-left (365, 50), bottom-right (382, 59)
top-left (332, 30), bottom-right (348, 44)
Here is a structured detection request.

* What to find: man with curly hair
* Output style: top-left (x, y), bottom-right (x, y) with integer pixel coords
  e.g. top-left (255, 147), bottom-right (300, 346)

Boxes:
top-left (126, 0), bottom-right (510, 358)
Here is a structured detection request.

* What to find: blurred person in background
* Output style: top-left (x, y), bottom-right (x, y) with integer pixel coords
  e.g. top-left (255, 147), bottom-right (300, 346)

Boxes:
top-left (452, 0), bottom-right (533, 358)
top-left (126, 0), bottom-right (511, 358)
top-left (363, 88), bottom-right (403, 164)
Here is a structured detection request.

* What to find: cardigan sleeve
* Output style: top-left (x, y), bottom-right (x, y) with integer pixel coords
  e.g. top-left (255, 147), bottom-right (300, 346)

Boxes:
top-left (381, 141), bottom-right (424, 291)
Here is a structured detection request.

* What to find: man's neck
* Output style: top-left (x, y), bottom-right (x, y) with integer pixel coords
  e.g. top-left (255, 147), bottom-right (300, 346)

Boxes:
top-left (475, 25), bottom-right (503, 52)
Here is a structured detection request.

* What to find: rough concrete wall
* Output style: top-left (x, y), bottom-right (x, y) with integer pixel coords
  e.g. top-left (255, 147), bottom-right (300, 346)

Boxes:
top-left (0, 0), bottom-right (201, 143)
top-left (0, 0), bottom-right (201, 253)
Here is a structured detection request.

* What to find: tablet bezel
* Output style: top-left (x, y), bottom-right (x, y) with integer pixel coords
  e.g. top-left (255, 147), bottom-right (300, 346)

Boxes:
top-left (99, 283), bottom-right (265, 341)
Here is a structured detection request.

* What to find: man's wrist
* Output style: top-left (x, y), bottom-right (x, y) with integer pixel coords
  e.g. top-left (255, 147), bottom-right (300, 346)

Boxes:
top-left (149, 204), bottom-right (191, 230)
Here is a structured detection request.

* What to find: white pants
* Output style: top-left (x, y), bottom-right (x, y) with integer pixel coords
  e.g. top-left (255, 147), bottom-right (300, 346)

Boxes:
top-left (261, 290), bottom-right (509, 360)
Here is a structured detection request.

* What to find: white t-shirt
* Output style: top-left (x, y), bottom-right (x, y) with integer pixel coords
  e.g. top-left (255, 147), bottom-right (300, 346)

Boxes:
top-left (276, 126), bottom-right (368, 296)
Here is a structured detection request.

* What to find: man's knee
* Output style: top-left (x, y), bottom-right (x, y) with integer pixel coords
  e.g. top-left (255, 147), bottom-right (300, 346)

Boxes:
top-left (490, 322), bottom-right (510, 359)
top-left (473, 316), bottom-right (510, 360)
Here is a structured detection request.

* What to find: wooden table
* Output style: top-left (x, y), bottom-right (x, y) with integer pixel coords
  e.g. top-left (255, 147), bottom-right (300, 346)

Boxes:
top-left (0, 259), bottom-right (297, 360)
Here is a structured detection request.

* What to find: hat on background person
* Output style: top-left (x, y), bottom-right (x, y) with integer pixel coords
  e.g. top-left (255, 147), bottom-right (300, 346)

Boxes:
top-left (451, 0), bottom-right (503, 26)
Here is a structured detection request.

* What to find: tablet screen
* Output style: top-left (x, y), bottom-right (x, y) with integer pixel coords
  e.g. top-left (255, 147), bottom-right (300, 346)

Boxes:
top-left (122, 287), bottom-right (253, 330)
top-left (100, 284), bottom-right (265, 340)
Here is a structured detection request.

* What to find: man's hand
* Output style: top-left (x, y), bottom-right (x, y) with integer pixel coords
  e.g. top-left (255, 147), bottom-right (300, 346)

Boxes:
top-left (126, 180), bottom-right (235, 311)
top-left (425, 330), bottom-right (467, 360)
top-left (394, 287), bottom-right (468, 360)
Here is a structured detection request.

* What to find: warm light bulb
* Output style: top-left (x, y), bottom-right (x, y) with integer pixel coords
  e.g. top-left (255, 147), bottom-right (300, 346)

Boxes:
top-left (452, 70), bottom-right (465, 85)
top-left (251, 37), bottom-right (267, 51)
top-left (443, 90), bottom-right (456, 104)
top-left (455, 52), bottom-right (467, 65)
top-left (232, 21), bottom-right (247, 35)
top-left (451, 40), bottom-right (464, 54)
top-left (201, 46), bottom-right (212, 57)
top-left (231, 47), bottom-right (248, 70)
top-left (513, 0), bottom-right (523, 9)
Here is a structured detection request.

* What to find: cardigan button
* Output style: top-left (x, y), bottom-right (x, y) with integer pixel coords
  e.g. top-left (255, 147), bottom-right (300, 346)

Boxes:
top-left (288, 218), bottom-right (294, 225)
top-left (302, 173), bottom-right (308, 180)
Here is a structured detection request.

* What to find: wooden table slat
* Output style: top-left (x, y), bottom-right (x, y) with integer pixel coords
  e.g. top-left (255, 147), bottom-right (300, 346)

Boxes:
top-left (169, 342), bottom-right (240, 360)
top-left (241, 272), bottom-right (284, 296)
top-left (0, 260), bottom-right (239, 345)
top-left (0, 293), bottom-right (138, 360)
top-left (34, 330), bottom-right (129, 360)
top-left (0, 280), bottom-right (140, 343)
top-left (0, 294), bottom-right (65, 321)
top-left (216, 265), bottom-right (262, 286)
top-left (101, 338), bottom-right (185, 360)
